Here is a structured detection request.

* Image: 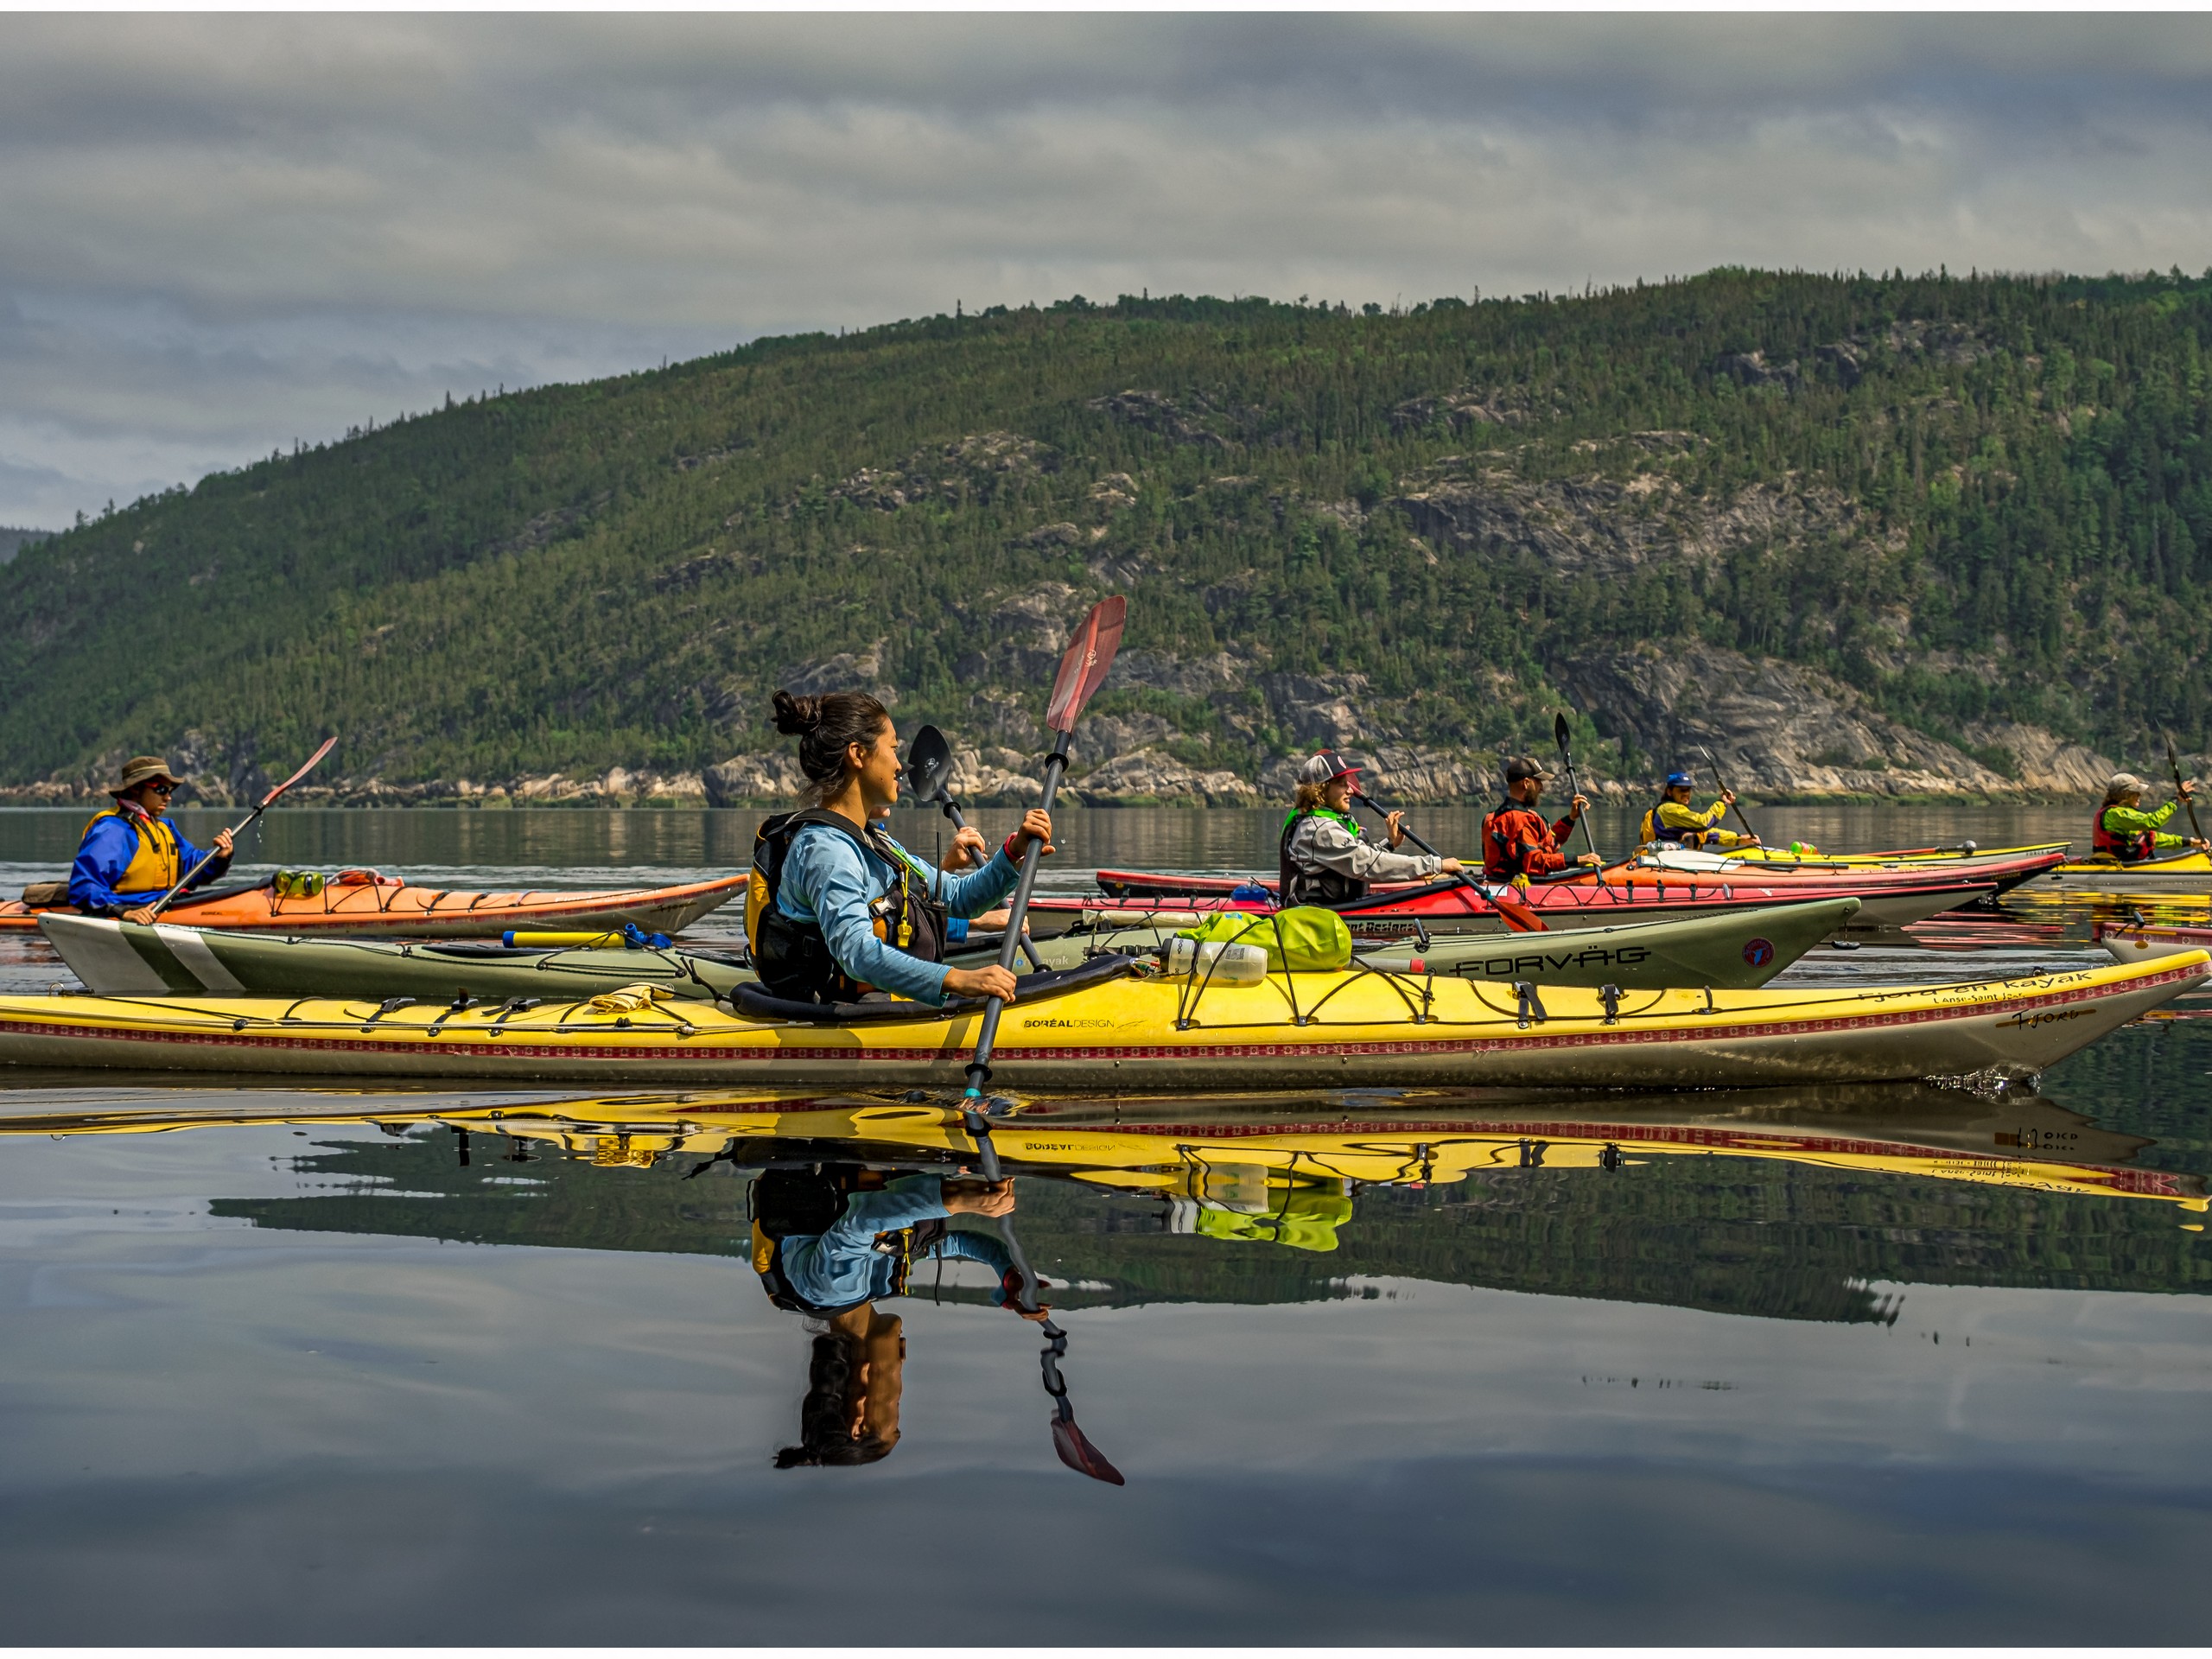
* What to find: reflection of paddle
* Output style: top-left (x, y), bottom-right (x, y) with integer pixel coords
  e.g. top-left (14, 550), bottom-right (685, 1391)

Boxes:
top-left (147, 735), bottom-right (339, 920)
top-left (1351, 787), bottom-right (1546, 933)
top-left (962, 1134), bottom-right (1126, 1488)
top-left (1698, 743), bottom-right (1763, 843)
top-left (907, 724), bottom-right (1042, 970)
top-left (2164, 732), bottom-right (2206, 844)
top-left (1553, 712), bottom-right (1606, 867)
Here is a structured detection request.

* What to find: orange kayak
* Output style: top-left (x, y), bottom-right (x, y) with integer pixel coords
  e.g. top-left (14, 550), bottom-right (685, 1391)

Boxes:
top-left (0, 873), bottom-right (745, 939)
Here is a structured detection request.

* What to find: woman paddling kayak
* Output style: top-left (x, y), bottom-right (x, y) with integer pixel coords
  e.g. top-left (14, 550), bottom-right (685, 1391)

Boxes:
top-left (745, 689), bottom-right (1054, 1006)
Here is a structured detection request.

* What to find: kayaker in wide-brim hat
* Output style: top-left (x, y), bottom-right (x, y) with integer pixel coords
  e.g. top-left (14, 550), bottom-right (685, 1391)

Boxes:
top-left (2094, 771), bottom-right (2207, 863)
top-left (67, 756), bottom-right (234, 925)
top-left (1278, 748), bottom-right (1459, 907)
top-left (1482, 754), bottom-right (1598, 885)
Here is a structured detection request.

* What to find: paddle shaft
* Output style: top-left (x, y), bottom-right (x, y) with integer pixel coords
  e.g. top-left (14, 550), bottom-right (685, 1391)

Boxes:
top-left (1699, 744), bottom-right (1762, 842)
top-left (143, 796), bottom-right (271, 920)
top-left (2166, 736), bottom-right (2207, 843)
top-left (1351, 791), bottom-right (1546, 931)
top-left (146, 736), bottom-right (339, 919)
top-left (963, 730), bottom-right (1071, 1096)
top-left (1553, 734), bottom-right (1606, 865)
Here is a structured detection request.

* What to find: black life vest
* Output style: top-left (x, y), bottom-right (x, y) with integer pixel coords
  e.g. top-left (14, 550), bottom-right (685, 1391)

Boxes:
top-left (749, 1164), bottom-right (949, 1315)
top-left (744, 809), bottom-right (948, 1004)
top-left (1278, 808), bottom-right (1368, 906)
top-left (2093, 806), bottom-right (2157, 863)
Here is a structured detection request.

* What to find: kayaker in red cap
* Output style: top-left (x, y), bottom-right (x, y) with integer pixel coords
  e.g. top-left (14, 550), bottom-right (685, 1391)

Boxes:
top-left (68, 755), bottom-right (235, 923)
top-left (1482, 754), bottom-right (1598, 886)
top-left (1278, 749), bottom-right (1460, 906)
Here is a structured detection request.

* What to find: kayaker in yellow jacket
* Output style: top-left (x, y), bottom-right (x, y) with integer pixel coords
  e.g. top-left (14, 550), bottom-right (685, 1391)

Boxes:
top-left (1639, 770), bottom-right (1759, 851)
top-left (68, 756), bottom-right (234, 923)
top-left (2094, 772), bottom-right (2207, 861)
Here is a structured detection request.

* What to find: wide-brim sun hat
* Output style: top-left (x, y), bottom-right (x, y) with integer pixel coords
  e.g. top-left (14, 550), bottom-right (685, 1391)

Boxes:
top-left (109, 755), bottom-right (180, 796)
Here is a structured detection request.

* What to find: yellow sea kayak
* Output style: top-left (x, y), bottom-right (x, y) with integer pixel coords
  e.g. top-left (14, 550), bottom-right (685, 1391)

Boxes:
top-left (0, 948), bottom-right (2195, 1089)
top-left (2047, 848), bottom-right (2212, 888)
top-left (1716, 841), bottom-right (2069, 869)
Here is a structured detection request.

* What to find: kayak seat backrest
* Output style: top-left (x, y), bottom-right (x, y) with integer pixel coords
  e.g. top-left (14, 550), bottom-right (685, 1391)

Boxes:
top-left (728, 951), bottom-right (1141, 1026)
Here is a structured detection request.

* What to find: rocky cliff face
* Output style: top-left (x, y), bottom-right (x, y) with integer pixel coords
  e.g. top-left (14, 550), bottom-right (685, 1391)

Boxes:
top-left (1557, 644), bottom-right (2120, 800)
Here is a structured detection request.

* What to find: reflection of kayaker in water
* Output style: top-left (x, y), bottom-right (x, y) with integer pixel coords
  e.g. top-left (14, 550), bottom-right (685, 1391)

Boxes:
top-left (69, 756), bottom-right (234, 923)
top-left (2095, 772), bottom-right (2207, 862)
top-left (757, 1168), bottom-right (1049, 1469)
top-left (747, 689), bottom-right (1053, 1006)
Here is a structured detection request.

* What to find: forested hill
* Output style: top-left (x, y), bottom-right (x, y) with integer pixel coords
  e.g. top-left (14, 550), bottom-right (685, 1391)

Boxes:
top-left (6, 267), bottom-right (2212, 806)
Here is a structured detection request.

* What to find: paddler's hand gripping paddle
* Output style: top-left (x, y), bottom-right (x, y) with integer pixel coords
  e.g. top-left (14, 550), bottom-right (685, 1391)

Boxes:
top-left (145, 734), bottom-right (340, 922)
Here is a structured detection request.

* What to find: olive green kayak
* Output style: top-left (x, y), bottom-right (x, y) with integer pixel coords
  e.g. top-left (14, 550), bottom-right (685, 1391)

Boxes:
top-left (1026, 895), bottom-right (1860, 989)
top-left (43, 894), bottom-right (1855, 1002)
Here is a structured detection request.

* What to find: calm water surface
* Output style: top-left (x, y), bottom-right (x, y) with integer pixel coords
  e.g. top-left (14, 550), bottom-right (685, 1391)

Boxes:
top-left (0, 805), bottom-right (2207, 1642)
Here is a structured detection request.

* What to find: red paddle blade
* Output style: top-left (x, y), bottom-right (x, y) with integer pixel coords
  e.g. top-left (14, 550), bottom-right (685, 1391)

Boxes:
top-left (1489, 886), bottom-right (1548, 933)
top-left (1045, 596), bottom-right (1127, 733)
top-left (1052, 1415), bottom-right (1126, 1485)
top-left (261, 735), bottom-right (340, 806)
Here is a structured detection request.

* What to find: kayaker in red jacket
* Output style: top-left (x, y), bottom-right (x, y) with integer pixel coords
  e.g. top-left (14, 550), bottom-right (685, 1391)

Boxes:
top-left (1482, 755), bottom-right (1599, 884)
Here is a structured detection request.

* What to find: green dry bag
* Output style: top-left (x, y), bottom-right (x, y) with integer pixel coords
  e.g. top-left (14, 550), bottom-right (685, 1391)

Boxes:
top-left (1181, 906), bottom-right (1352, 972)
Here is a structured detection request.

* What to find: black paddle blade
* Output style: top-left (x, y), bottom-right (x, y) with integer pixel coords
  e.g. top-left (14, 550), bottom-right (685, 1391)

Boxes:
top-left (1052, 1414), bottom-right (1126, 1485)
top-left (1046, 596), bottom-right (1127, 732)
top-left (1554, 712), bottom-right (1572, 752)
top-left (906, 723), bottom-right (955, 803)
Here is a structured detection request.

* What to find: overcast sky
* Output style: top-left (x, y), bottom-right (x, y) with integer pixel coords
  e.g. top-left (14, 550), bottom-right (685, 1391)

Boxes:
top-left (5, 13), bottom-right (2212, 527)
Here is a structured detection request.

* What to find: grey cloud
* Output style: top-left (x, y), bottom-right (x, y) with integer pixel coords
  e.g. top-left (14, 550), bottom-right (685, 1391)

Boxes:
top-left (6, 15), bottom-right (2212, 522)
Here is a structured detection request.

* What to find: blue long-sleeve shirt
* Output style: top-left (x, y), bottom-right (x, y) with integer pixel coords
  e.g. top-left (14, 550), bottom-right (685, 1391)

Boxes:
top-left (775, 822), bottom-right (1020, 1004)
top-left (778, 1175), bottom-right (1016, 1309)
top-left (67, 813), bottom-right (227, 914)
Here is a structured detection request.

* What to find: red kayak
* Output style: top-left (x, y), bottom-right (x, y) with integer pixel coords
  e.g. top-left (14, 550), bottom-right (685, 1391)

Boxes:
top-left (1098, 847), bottom-right (2061, 905)
top-left (1041, 871), bottom-right (1994, 937)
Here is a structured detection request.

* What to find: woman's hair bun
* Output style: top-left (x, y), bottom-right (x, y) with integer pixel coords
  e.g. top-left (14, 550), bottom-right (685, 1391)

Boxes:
top-left (772, 689), bottom-right (823, 736)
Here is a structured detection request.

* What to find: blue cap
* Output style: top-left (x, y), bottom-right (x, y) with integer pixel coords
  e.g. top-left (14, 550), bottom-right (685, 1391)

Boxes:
top-left (1665, 771), bottom-right (1694, 787)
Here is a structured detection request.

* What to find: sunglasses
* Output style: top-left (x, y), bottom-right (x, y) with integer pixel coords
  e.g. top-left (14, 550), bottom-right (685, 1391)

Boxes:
top-left (144, 782), bottom-right (176, 796)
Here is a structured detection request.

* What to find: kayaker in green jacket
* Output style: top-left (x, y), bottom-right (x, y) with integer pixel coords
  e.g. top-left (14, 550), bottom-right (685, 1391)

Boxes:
top-left (2094, 772), bottom-right (2207, 862)
top-left (1279, 750), bottom-right (1461, 906)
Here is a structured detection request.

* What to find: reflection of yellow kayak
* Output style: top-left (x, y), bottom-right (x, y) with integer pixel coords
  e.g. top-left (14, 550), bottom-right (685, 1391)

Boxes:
top-left (0, 949), bottom-right (2197, 1088)
top-left (2050, 849), bottom-right (2212, 889)
top-left (3, 1087), bottom-right (2200, 1215)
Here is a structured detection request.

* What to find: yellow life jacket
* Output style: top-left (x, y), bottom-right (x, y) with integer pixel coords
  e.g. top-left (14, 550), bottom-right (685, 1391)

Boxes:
top-left (79, 805), bottom-right (184, 896)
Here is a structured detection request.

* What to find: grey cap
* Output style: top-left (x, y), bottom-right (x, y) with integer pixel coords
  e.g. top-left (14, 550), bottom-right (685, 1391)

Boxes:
top-left (2107, 772), bottom-right (2146, 795)
top-left (1297, 750), bottom-right (1362, 785)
